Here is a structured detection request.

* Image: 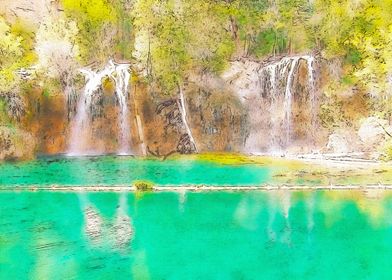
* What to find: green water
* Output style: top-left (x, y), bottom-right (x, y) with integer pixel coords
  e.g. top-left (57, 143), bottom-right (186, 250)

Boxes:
top-left (0, 156), bottom-right (271, 187)
top-left (1, 190), bottom-right (392, 279)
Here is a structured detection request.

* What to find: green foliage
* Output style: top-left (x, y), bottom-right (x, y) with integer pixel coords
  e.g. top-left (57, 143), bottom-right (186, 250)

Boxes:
top-left (345, 48), bottom-right (361, 66)
top-left (60, 0), bottom-right (121, 62)
top-left (0, 17), bottom-right (24, 93)
top-left (133, 180), bottom-right (154, 191)
top-left (1, 0), bottom-right (392, 104)
top-left (0, 17), bottom-right (34, 123)
top-left (379, 139), bottom-right (392, 161)
top-left (250, 29), bottom-right (287, 57)
top-left (62, 0), bottom-right (116, 25)
top-left (312, 0), bottom-right (392, 95)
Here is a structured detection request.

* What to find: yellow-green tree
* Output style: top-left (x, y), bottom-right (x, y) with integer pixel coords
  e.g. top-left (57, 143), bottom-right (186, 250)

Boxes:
top-left (0, 17), bottom-right (29, 121)
top-left (61, 0), bottom-right (120, 63)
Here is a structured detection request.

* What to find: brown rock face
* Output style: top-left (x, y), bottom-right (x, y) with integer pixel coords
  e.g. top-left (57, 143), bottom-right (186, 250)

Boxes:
top-left (134, 81), bottom-right (248, 156)
top-left (17, 78), bottom-right (247, 156)
top-left (0, 126), bottom-right (36, 160)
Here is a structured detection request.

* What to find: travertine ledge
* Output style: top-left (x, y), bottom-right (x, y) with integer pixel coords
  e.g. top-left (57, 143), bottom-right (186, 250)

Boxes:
top-left (1, 185), bottom-right (392, 192)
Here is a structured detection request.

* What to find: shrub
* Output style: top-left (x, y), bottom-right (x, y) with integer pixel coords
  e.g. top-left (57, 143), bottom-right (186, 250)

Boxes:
top-left (133, 180), bottom-right (154, 191)
top-left (379, 140), bottom-right (392, 161)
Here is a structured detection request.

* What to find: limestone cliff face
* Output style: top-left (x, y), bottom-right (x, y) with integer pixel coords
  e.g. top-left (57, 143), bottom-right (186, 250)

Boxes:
top-left (143, 81), bottom-right (248, 156)
top-left (4, 55), bottom-right (381, 159)
top-left (17, 76), bottom-right (247, 156)
top-left (0, 126), bottom-right (36, 160)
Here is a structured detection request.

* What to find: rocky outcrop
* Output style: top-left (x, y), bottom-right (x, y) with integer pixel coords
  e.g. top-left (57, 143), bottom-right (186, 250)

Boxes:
top-left (0, 126), bottom-right (36, 160)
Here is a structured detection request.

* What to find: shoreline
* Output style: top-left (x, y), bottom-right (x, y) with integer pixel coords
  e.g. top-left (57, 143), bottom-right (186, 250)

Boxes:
top-left (1, 184), bottom-right (392, 192)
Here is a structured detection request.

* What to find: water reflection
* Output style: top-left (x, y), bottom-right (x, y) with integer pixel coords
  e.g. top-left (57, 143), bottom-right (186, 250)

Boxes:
top-left (3, 191), bottom-right (392, 279)
top-left (111, 192), bottom-right (134, 249)
top-left (178, 190), bottom-right (187, 212)
top-left (84, 206), bottom-right (103, 242)
top-left (78, 192), bottom-right (134, 251)
top-left (266, 192), bottom-right (277, 242)
top-left (234, 193), bottom-right (263, 230)
top-left (279, 190), bottom-right (292, 245)
top-left (306, 192), bottom-right (315, 233)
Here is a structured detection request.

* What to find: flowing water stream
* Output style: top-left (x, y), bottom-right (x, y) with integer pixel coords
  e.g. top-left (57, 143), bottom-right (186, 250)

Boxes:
top-left (224, 55), bottom-right (317, 153)
top-left (68, 60), bottom-right (132, 156)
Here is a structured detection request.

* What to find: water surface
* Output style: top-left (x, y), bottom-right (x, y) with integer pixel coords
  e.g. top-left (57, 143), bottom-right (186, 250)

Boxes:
top-left (1, 190), bottom-right (392, 279)
top-left (0, 156), bottom-right (271, 186)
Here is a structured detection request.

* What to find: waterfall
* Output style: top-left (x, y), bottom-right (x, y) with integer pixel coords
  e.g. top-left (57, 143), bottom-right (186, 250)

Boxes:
top-left (111, 63), bottom-right (132, 155)
top-left (306, 56), bottom-right (317, 127)
top-left (178, 85), bottom-right (198, 152)
top-left (283, 57), bottom-right (300, 146)
top-left (68, 60), bottom-right (132, 155)
top-left (224, 54), bottom-right (317, 153)
top-left (111, 192), bottom-right (133, 249)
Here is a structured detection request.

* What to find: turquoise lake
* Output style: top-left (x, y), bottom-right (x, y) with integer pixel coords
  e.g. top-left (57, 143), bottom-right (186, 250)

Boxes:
top-left (0, 155), bottom-right (271, 186)
top-left (1, 190), bottom-right (392, 279)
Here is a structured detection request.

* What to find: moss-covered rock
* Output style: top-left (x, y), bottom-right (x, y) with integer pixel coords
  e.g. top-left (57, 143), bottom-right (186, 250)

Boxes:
top-left (133, 180), bottom-right (154, 191)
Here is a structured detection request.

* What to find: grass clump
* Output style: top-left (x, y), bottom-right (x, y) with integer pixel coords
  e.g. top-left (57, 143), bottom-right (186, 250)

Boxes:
top-left (133, 180), bottom-right (154, 191)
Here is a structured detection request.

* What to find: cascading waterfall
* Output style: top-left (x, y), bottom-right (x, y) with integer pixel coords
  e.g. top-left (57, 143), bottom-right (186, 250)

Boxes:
top-left (111, 63), bottom-right (131, 155)
top-left (68, 60), bottom-right (132, 155)
top-left (178, 85), bottom-right (198, 152)
top-left (283, 57), bottom-right (300, 146)
top-left (224, 54), bottom-right (317, 153)
top-left (306, 56), bottom-right (317, 127)
top-left (260, 55), bottom-right (316, 147)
